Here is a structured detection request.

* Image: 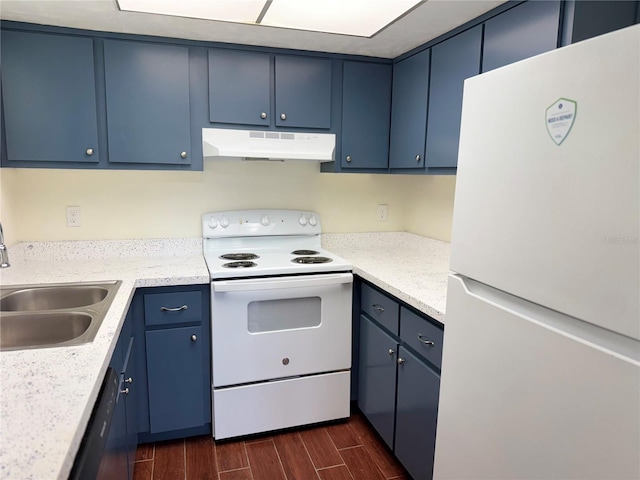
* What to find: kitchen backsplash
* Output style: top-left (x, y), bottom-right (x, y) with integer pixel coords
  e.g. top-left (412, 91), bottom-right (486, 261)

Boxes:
top-left (0, 161), bottom-right (455, 245)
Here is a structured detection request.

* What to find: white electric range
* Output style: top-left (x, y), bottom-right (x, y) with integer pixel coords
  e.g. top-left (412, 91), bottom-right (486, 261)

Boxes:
top-left (202, 209), bottom-right (353, 439)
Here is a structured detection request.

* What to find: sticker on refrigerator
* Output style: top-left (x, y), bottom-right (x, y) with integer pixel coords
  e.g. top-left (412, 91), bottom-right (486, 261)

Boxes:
top-left (546, 98), bottom-right (577, 145)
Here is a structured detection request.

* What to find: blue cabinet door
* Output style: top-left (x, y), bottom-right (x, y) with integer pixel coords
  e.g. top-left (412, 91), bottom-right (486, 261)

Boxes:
top-left (145, 325), bottom-right (205, 433)
top-left (208, 49), bottom-right (271, 126)
top-left (104, 40), bottom-right (191, 165)
top-left (357, 314), bottom-right (398, 449)
top-left (394, 346), bottom-right (441, 480)
top-left (569, 0), bottom-right (638, 44)
top-left (341, 62), bottom-right (392, 169)
top-left (389, 49), bottom-right (430, 169)
top-left (1, 31), bottom-right (99, 163)
top-left (122, 336), bottom-right (136, 480)
top-left (425, 25), bottom-right (481, 170)
top-left (483, 0), bottom-right (561, 72)
top-left (275, 56), bottom-right (332, 129)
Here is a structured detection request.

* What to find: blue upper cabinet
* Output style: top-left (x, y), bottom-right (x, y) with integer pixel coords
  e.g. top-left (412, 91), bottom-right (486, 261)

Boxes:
top-left (208, 49), bottom-right (271, 126)
top-left (104, 40), bottom-right (191, 165)
top-left (341, 62), bottom-right (392, 170)
top-left (274, 55), bottom-right (332, 129)
top-left (389, 49), bottom-right (430, 169)
top-left (425, 25), bottom-right (481, 170)
top-left (1, 31), bottom-right (99, 163)
top-left (483, 0), bottom-right (561, 72)
top-left (568, 0), bottom-right (639, 45)
top-left (208, 51), bottom-right (332, 129)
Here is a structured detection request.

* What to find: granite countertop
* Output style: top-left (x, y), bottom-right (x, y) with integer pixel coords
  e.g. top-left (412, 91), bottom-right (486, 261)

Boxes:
top-left (0, 232), bottom-right (450, 480)
top-left (0, 239), bottom-right (210, 480)
top-left (323, 232), bottom-right (451, 324)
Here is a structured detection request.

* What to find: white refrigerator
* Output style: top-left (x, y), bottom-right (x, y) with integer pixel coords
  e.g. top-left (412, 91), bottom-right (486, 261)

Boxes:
top-left (434, 25), bottom-right (639, 480)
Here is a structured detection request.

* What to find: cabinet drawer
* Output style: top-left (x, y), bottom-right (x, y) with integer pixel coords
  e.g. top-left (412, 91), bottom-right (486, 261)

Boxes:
top-left (400, 307), bottom-right (443, 369)
top-left (361, 283), bottom-right (400, 335)
top-left (144, 290), bottom-right (202, 326)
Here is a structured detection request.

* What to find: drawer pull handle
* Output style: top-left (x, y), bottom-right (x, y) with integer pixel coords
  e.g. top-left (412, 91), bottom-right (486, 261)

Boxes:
top-left (388, 348), bottom-right (395, 356)
top-left (125, 377), bottom-right (133, 384)
top-left (120, 387), bottom-right (130, 395)
top-left (417, 333), bottom-right (435, 347)
top-left (373, 304), bottom-right (384, 313)
top-left (160, 305), bottom-right (188, 312)
top-left (397, 357), bottom-right (405, 365)
top-left (191, 335), bottom-right (197, 342)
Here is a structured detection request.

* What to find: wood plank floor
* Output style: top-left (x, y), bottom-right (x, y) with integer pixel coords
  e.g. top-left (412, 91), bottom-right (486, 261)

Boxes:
top-left (133, 411), bottom-right (408, 480)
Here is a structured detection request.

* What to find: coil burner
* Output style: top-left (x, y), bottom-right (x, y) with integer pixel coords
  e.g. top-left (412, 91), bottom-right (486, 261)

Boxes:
top-left (291, 256), bottom-right (333, 264)
top-left (222, 261), bottom-right (258, 268)
top-left (219, 253), bottom-right (259, 260)
top-left (291, 250), bottom-right (320, 256)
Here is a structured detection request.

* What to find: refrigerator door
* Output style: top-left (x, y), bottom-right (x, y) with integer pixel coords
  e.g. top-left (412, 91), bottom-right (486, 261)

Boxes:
top-left (434, 274), bottom-right (640, 480)
top-left (451, 25), bottom-right (639, 340)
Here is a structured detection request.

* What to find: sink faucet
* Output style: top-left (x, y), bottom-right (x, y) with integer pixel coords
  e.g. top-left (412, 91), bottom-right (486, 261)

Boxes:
top-left (0, 222), bottom-right (10, 268)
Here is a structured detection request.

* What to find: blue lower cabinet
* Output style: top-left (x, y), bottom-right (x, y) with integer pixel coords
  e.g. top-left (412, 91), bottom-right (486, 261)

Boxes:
top-left (146, 326), bottom-right (205, 433)
top-left (357, 314), bottom-right (398, 449)
top-left (395, 346), bottom-right (441, 480)
top-left (356, 279), bottom-right (444, 479)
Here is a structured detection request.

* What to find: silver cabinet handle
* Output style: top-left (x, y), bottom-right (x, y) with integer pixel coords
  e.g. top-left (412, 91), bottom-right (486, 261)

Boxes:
top-left (388, 348), bottom-right (395, 356)
top-left (120, 387), bottom-right (130, 395)
top-left (415, 154), bottom-right (421, 162)
top-left (191, 334), bottom-right (197, 341)
top-left (280, 113), bottom-right (287, 120)
top-left (260, 112), bottom-right (267, 119)
top-left (180, 151), bottom-right (187, 159)
top-left (346, 155), bottom-right (352, 163)
top-left (417, 333), bottom-right (435, 347)
top-left (86, 148), bottom-right (94, 156)
top-left (397, 357), bottom-right (405, 365)
top-left (373, 304), bottom-right (384, 313)
top-left (125, 377), bottom-right (133, 384)
top-left (160, 305), bottom-right (188, 312)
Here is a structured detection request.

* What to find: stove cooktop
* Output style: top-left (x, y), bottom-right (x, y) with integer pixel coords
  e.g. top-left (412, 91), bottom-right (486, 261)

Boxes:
top-left (202, 209), bottom-right (351, 279)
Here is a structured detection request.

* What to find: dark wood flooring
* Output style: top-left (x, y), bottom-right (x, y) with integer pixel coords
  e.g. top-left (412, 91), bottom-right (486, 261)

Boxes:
top-left (133, 412), bottom-right (408, 480)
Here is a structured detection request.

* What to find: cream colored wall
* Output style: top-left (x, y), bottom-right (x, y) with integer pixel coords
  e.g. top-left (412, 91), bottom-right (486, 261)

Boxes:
top-left (0, 162), bottom-right (456, 245)
top-left (0, 161), bottom-right (402, 243)
top-left (400, 175), bottom-right (457, 242)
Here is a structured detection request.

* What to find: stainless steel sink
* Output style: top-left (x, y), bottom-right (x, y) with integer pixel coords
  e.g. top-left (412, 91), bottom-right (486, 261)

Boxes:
top-left (0, 285), bottom-right (109, 312)
top-left (0, 281), bottom-right (121, 351)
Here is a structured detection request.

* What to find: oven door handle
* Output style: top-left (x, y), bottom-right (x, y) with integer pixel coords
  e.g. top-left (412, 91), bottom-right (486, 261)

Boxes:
top-left (212, 273), bottom-right (353, 292)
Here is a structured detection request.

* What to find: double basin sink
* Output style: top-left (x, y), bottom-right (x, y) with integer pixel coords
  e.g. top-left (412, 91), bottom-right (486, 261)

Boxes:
top-left (0, 281), bottom-right (121, 351)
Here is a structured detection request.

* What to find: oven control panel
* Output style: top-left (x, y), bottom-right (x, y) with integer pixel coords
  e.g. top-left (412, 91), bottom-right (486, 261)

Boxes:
top-left (203, 209), bottom-right (321, 238)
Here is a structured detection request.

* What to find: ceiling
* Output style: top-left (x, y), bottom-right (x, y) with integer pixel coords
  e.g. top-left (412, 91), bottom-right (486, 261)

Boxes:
top-left (0, 0), bottom-right (507, 59)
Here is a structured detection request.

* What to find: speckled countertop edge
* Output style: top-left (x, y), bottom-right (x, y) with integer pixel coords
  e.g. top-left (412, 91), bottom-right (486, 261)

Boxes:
top-left (322, 232), bottom-right (451, 324)
top-left (0, 238), bottom-right (209, 480)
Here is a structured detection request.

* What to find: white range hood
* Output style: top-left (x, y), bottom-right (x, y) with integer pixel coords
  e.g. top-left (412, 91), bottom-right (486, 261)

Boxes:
top-left (202, 128), bottom-right (335, 162)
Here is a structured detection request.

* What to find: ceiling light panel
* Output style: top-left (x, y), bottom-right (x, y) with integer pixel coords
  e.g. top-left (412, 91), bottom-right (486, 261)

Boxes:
top-left (117, 0), bottom-right (266, 24)
top-left (261, 0), bottom-right (423, 37)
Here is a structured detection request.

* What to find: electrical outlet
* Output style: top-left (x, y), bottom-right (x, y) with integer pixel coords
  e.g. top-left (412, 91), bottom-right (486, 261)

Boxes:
top-left (66, 206), bottom-right (81, 227)
top-left (377, 204), bottom-right (388, 222)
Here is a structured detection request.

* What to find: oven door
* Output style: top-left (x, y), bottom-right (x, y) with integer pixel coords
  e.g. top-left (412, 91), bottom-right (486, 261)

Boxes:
top-left (211, 272), bottom-right (353, 387)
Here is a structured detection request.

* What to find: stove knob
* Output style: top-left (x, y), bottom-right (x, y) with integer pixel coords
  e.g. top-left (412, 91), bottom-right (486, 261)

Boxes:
top-left (298, 215), bottom-right (308, 226)
top-left (208, 218), bottom-right (218, 229)
top-left (261, 215), bottom-right (270, 226)
top-left (220, 216), bottom-right (230, 228)
top-left (308, 215), bottom-right (317, 226)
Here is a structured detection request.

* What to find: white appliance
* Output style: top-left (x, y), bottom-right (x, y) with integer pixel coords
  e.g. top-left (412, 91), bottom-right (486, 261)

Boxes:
top-left (202, 209), bottom-right (353, 440)
top-left (202, 128), bottom-right (336, 161)
top-left (434, 25), bottom-right (640, 480)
